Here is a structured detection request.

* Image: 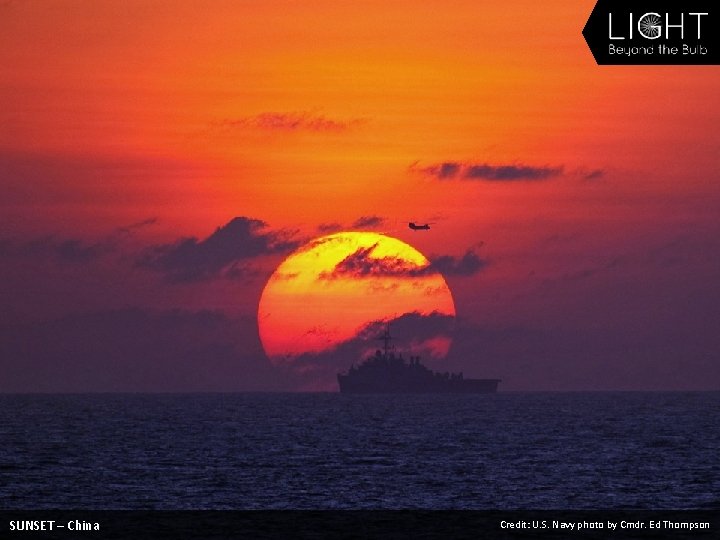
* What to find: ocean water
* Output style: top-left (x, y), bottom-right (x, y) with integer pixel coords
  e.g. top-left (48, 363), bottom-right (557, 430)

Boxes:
top-left (0, 392), bottom-right (718, 510)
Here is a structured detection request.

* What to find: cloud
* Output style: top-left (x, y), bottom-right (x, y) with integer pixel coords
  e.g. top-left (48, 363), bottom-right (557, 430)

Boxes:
top-left (0, 308), bottom-right (300, 392)
top-left (317, 222), bottom-right (343, 233)
top-left (319, 244), bottom-right (423, 279)
top-left (583, 169), bottom-right (605, 180)
top-left (434, 162), bottom-right (461, 178)
top-left (320, 244), bottom-right (487, 280)
top-left (416, 161), bottom-right (563, 181)
top-left (0, 218), bottom-right (163, 263)
top-left (117, 217), bottom-right (158, 234)
top-left (0, 236), bottom-right (112, 262)
top-left (316, 216), bottom-right (387, 234)
top-left (360, 311), bottom-right (455, 348)
top-left (428, 248), bottom-right (488, 276)
top-left (351, 215), bottom-right (386, 229)
top-left (465, 164), bottom-right (562, 180)
top-left (138, 217), bottom-right (300, 282)
top-left (224, 262), bottom-right (263, 281)
top-left (54, 239), bottom-right (106, 262)
top-left (217, 112), bottom-right (365, 133)
top-left (445, 306), bottom-right (720, 391)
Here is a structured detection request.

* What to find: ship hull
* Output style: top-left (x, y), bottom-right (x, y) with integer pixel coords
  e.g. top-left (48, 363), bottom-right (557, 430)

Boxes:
top-left (337, 374), bottom-right (500, 394)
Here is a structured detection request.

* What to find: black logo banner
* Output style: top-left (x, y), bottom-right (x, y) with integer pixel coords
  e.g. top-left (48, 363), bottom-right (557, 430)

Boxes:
top-left (583, 0), bottom-right (720, 64)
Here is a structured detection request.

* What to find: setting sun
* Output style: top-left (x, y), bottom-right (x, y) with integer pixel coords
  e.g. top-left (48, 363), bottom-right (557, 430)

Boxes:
top-left (258, 232), bottom-right (456, 363)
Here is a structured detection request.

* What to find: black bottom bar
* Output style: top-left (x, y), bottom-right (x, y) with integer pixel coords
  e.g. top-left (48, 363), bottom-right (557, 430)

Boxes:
top-left (2, 510), bottom-right (718, 539)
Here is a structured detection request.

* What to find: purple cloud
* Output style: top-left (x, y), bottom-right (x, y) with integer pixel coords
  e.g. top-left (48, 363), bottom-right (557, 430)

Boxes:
top-left (320, 244), bottom-right (487, 280)
top-left (138, 217), bottom-right (299, 282)
top-left (417, 161), bottom-right (563, 181)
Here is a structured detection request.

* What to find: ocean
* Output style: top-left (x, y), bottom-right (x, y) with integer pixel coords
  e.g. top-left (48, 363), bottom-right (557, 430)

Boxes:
top-left (1, 392), bottom-right (718, 510)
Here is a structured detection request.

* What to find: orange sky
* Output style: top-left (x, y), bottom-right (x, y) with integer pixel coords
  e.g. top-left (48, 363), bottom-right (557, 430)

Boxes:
top-left (1, 1), bottom-right (719, 390)
top-left (3, 0), bottom-right (717, 238)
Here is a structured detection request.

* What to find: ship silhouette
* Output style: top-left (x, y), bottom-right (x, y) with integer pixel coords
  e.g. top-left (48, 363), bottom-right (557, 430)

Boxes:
top-left (337, 324), bottom-right (500, 394)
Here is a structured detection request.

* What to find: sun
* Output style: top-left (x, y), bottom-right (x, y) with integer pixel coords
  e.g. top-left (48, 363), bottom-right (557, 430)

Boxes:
top-left (258, 231), bottom-right (456, 365)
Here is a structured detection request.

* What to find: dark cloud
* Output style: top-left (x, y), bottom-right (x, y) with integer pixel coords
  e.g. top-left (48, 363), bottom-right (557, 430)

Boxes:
top-left (428, 248), bottom-right (488, 276)
top-left (583, 169), bottom-right (605, 180)
top-left (445, 310), bottom-right (720, 391)
top-left (320, 244), bottom-right (487, 280)
top-left (117, 217), bottom-right (158, 234)
top-left (319, 244), bottom-right (422, 279)
top-left (224, 262), bottom-right (262, 281)
top-left (317, 222), bottom-right (343, 233)
top-left (218, 112), bottom-right (365, 133)
top-left (351, 215), bottom-right (386, 229)
top-left (0, 308), bottom-right (298, 392)
top-left (465, 164), bottom-right (562, 180)
top-left (54, 239), bottom-right (105, 262)
top-left (417, 161), bottom-right (563, 181)
top-left (361, 311), bottom-right (455, 347)
top-left (138, 217), bottom-right (299, 282)
top-left (436, 162), bottom-right (461, 178)
top-left (0, 236), bottom-right (111, 262)
top-left (316, 216), bottom-right (387, 234)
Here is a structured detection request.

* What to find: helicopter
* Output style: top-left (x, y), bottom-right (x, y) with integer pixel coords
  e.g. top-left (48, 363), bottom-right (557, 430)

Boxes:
top-left (408, 222), bottom-right (431, 231)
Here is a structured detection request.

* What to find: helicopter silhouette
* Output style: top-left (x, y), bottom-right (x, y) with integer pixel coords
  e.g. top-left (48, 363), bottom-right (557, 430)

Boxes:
top-left (408, 222), bottom-right (431, 231)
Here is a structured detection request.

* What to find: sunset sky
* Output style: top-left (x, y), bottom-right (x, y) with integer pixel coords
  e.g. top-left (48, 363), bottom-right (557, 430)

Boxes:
top-left (1, 0), bottom-right (719, 391)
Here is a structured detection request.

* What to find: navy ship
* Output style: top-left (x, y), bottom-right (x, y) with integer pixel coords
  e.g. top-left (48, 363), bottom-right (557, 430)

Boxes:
top-left (337, 325), bottom-right (500, 394)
